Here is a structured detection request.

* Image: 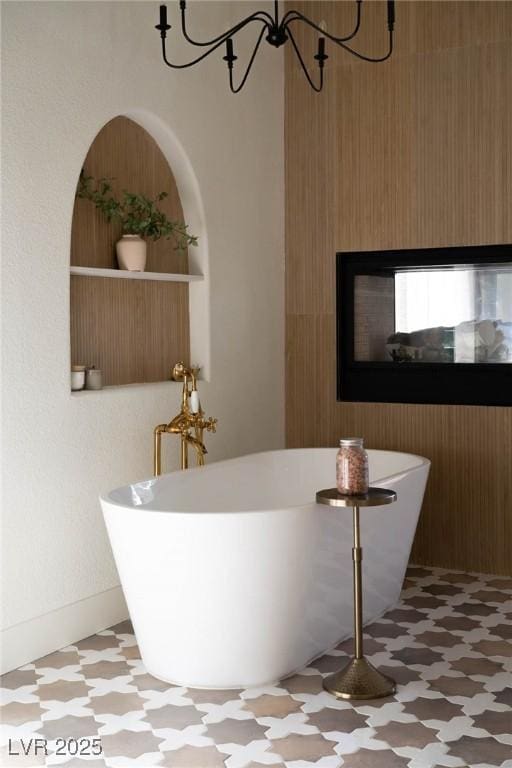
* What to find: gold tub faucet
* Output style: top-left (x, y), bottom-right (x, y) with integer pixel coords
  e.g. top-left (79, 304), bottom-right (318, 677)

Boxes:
top-left (153, 362), bottom-right (217, 475)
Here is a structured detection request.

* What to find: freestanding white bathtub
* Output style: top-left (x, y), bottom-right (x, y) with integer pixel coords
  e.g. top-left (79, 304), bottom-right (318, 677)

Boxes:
top-left (101, 448), bottom-right (429, 689)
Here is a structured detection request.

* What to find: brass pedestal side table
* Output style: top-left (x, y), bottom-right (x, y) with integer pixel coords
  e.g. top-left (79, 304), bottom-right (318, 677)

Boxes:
top-left (316, 486), bottom-right (397, 700)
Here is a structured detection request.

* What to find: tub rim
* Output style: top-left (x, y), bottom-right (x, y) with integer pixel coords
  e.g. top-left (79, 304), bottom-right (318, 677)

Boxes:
top-left (100, 447), bottom-right (430, 516)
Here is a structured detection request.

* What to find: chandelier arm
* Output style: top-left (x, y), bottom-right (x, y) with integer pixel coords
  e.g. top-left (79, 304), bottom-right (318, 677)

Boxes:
top-left (160, 15), bottom-right (269, 69)
top-left (279, 11), bottom-right (302, 29)
top-left (180, 4), bottom-right (272, 47)
top-left (161, 34), bottom-right (232, 69)
top-left (344, 0), bottom-right (362, 42)
top-left (333, 29), bottom-right (393, 62)
top-left (229, 25), bottom-right (267, 94)
top-left (284, 13), bottom-right (393, 63)
top-left (287, 27), bottom-right (323, 93)
top-left (281, 0), bottom-right (362, 43)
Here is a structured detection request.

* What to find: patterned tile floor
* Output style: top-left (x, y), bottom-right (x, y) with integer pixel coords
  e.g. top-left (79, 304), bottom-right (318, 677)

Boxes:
top-left (1, 566), bottom-right (511, 768)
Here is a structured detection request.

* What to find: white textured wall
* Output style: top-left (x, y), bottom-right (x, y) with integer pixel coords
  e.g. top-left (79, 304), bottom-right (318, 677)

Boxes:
top-left (1, 1), bottom-right (284, 669)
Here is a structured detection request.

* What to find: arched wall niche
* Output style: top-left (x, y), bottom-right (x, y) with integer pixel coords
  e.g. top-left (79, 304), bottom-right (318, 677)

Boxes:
top-left (70, 113), bottom-right (210, 387)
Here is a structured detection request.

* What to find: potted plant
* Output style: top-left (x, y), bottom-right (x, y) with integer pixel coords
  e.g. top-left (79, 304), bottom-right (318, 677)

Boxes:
top-left (76, 172), bottom-right (198, 271)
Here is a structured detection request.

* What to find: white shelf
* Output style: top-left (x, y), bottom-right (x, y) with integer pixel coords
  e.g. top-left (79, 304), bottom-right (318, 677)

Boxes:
top-left (70, 266), bottom-right (204, 283)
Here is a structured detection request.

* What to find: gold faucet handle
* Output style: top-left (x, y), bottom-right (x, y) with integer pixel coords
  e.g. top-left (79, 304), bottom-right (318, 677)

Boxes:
top-left (205, 417), bottom-right (217, 433)
top-left (172, 361), bottom-right (187, 381)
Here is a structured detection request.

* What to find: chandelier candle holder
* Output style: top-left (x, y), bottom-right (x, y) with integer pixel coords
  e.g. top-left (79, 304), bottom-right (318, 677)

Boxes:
top-left (155, 0), bottom-right (395, 93)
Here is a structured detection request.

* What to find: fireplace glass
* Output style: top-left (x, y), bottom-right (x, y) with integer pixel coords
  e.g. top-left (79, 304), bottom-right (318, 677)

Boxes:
top-left (337, 245), bottom-right (512, 406)
top-left (354, 266), bottom-right (512, 364)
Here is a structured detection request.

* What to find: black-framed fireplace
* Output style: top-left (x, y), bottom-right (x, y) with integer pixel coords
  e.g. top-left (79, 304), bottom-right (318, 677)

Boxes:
top-left (337, 244), bottom-right (512, 407)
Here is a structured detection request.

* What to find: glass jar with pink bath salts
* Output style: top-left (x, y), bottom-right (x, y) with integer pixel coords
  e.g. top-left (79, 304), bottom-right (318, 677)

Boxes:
top-left (336, 437), bottom-right (369, 495)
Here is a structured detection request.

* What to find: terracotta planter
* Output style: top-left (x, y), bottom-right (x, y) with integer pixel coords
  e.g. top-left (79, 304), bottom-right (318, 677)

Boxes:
top-left (116, 235), bottom-right (147, 271)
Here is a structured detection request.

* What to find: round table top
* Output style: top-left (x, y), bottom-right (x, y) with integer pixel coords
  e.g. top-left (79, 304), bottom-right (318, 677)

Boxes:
top-left (316, 487), bottom-right (397, 508)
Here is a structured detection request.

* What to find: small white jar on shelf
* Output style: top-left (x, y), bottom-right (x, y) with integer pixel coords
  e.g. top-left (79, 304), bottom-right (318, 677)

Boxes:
top-left (71, 365), bottom-right (86, 391)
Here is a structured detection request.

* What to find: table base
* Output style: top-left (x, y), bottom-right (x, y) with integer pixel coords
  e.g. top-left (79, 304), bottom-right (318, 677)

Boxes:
top-left (323, 656), bottom-right (396, 700)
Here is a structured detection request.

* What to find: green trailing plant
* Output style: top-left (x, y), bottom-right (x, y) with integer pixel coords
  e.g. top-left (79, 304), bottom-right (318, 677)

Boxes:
top-left (76, 172), bottom-right (198, 251)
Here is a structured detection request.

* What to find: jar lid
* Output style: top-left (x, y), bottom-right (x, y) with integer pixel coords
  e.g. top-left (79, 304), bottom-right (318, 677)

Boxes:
top-left (339, 437), bottom-right (364, 447)
top-left (71, 365), bottom-right (86, 372)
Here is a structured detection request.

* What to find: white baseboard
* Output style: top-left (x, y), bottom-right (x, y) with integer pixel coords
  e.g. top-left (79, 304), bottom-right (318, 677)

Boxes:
top-left (1, 586), bottom-right (128, 674)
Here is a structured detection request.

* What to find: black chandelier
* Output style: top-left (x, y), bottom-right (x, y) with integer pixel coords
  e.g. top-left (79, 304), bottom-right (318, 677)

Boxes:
top-left (156, 0), bottom-right (395, 93)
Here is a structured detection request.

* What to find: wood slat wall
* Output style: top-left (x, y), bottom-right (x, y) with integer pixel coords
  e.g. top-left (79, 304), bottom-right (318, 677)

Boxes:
top-left (70, 116), bottom-right (191, 385)
top-left (71, 276), bottom-right (190, 386)
top-left (285, 1), bottom-right (512, 575)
